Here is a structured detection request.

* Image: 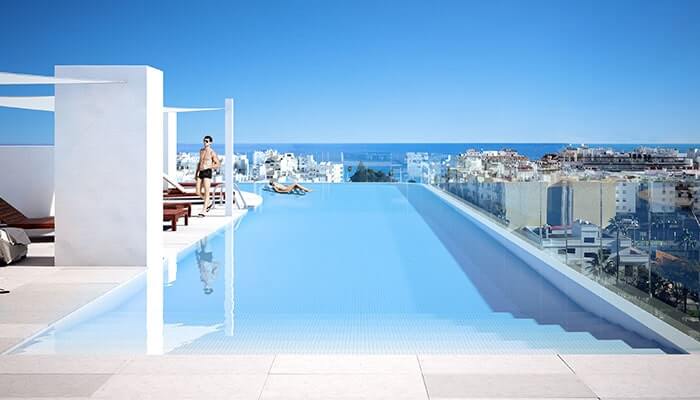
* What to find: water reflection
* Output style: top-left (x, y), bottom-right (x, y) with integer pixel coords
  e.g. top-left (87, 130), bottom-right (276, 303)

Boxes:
top-left (146, 258), bottom-right (164, 355)
top-left (225, 223), bottom-right (235, 336)
top-left (196, 237), bottom-right (220, 295)
top-left (146, 223), bottom-right (236, 354)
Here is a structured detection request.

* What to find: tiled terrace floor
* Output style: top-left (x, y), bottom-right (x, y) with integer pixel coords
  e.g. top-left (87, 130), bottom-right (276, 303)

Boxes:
top-left (1, 353), bottom-right (700, 399)
top-left (0, 205), bottom-right (245, 353)
top-left (3, 206), bottom-right (700, 398)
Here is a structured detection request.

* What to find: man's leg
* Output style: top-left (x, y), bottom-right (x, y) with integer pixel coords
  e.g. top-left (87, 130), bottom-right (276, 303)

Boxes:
top-left (202, 178), bottom-right (212, 212)
top-left (294, 183), bottom-right (312, 192)
top-left (195, 177), bottom-right (204, 199)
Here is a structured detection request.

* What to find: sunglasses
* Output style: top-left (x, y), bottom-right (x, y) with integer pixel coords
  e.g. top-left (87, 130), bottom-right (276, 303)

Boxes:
top-left (203, 139), bottom-right (210, 143)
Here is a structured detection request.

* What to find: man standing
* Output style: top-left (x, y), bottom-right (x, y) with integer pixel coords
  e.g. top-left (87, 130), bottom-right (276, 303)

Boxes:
top-left (195, 135), bottom-right (220, 217)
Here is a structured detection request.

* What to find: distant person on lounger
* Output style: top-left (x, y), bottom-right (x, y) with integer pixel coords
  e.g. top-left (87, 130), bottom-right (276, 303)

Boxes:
top-left (269, 179), bottom-right (312, 194)
top-left (195, 135), bottom-right (221, 217)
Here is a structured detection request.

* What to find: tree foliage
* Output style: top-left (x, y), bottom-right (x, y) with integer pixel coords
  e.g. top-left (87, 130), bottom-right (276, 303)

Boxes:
top-left (349, 162), bottom-right (394, 182)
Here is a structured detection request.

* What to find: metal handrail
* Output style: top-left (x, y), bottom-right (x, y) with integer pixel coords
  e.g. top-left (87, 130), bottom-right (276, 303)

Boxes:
top-left (232, 183), bottom-right (248, 209)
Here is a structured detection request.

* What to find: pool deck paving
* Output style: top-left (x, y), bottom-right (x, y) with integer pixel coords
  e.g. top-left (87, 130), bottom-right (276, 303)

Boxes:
top-left (3, 207), bottom-right (700, 398)
top-left (0, 206), bottom-right (244, 354)
top-left (1, 354), bottom-right (700, 399)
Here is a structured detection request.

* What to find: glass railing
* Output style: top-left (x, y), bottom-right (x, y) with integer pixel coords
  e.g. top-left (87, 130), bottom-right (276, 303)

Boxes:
top-left (433, 175), bottom-right (700, 341)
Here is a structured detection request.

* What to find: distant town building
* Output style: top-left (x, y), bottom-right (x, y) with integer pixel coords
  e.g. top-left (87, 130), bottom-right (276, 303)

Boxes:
top-left (546, 180), bottom-right (616, 227)
top-left (406, 152), bottom-right (429, 182)
top-left (563, 146), bottom-right (693, 172)
top-left (615, 181), bottom-right (638, 214)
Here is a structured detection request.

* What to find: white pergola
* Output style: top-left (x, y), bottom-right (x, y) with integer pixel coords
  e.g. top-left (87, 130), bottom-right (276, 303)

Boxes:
top-left (0, 68), bottom-right (237, 270)
top-left (0, 71), bottom-right (119, 85)
top-left (1, 69), bottom-right (237, 354)
top-left (0, 85), bottom-right (235, 217)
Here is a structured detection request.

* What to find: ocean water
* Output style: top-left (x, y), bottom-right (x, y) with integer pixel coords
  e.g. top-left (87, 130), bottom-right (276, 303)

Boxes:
top-left (13, 184), bottom-right (678, 354)
top-left (178, 142), bottom-right (700, 163)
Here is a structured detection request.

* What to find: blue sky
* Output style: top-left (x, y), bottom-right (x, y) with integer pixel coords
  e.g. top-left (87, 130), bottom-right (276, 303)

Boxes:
top-left (0, 0), bottom-right (699, 144)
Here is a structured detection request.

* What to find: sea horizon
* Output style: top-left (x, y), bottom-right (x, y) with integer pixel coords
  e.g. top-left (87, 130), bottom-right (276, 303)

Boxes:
top-left (177, 142), bottom-right (700, 163)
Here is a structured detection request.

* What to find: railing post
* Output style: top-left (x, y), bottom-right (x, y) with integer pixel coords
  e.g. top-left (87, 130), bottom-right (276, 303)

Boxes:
top-left (225, 98), bottom-right (234, 216)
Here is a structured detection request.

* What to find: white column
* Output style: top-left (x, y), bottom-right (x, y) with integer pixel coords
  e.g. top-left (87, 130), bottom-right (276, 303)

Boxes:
top-left (225, 98), bottom-right (234, 216)
top-left (224, 222), bottom-right (235, 336)
top-left (163, 111), bottom-right (177, 188)
top-left (54, 66), bottom-right (163, 267)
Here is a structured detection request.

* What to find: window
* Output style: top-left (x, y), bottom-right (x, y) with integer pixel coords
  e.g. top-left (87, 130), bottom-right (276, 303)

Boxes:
top-left (583, 237), bottom-right (595, 243)
top-left (584, 252), bottom-right (597, 258)
top-left (567, 248), bottom-right (576, 254)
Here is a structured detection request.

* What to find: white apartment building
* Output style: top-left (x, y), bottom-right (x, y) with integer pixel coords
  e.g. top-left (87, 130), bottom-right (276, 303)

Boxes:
top-left (318, 161), bottom-right (344, 183)
top-left (524, 220), bottom-right (637, 267)
top-left (253, 151), bottom-right (268, 167)
top-left (649, 181), bottom-right (677, 213)
top-left (406, 152), bottom-right (429, 182)
top-left (279, 153), bottom-right (297, 176)
top-left (458, 151), bottom-right (484, 173)
top-left (298, 154), bottom-right (316, 173)
top-left (615, 181), bottom-right (638, 214)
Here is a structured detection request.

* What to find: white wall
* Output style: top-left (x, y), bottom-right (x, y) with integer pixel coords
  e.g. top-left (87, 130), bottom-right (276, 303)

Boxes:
top-left (54, 65), bottom-right (163, 267)
top-left (0, 146), bottom-right (55, 218)
top-left (163, 111), bottom-right (177, 188)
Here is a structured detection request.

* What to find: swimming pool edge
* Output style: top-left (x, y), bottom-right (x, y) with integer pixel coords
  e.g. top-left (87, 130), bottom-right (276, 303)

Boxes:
top-left (423, 183), bottom-right (700, 354)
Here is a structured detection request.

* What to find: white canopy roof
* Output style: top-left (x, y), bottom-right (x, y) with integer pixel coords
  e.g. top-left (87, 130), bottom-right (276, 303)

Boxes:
top-left (0, 96), bottom-right (54, 111)
top-left (0, 96), bottom-right (222, 113)
top-left (0, 72), bottom-right (118, 85)
top-left (163, 107), bottom-right (223, 113)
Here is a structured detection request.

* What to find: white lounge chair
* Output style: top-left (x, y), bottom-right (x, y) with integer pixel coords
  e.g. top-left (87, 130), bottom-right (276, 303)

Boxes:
top-left (162, 173), bottom-right (225, 204)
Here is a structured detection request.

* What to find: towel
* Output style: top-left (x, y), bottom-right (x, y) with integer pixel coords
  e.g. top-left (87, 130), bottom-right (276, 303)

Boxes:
top-left (0, 228), bottom-right (31, 246)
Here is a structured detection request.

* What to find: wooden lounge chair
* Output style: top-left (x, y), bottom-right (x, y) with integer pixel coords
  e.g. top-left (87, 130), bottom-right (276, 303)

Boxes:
top-left (0, 197), bottom-right (54, 229)
top-left (163, 208), bottom-right (189, 231)
top-left (164, 202), bottom-right (192, 217)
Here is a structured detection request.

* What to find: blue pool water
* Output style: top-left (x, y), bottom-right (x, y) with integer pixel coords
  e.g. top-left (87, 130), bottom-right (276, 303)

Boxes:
top-left (15, 184), bottom-right (677, 354)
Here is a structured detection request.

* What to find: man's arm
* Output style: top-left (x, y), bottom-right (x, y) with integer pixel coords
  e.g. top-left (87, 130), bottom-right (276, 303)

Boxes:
top-left (194, 151), bottom-right (200, 175)
top-left (211, 151), bottom-right (221, 170)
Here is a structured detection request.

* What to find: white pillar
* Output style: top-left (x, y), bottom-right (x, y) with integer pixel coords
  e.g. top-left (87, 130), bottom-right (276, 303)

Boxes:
top-left (225, 98), bottom-right (234, 216)
top-left (224, 222), bottom-right (235, 336)
top-left (54, 66), bottom-right (163, 267)
top-left (163, 111), bottom-right (177, 188)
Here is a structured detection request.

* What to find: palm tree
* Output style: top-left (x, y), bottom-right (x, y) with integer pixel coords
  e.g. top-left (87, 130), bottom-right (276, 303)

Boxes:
top-left (650, 218), bottom-right (665, 241)
top-left (586, 248), bottom-right (607, 278)
top-left (676, 228), bottom-right (698, 255)
top-left (607, 216), bottom-right (639, 283)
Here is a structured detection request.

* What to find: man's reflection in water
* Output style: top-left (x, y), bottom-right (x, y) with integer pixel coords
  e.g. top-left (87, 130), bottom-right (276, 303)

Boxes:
top-left (196, 237), bottom-right (219, 295)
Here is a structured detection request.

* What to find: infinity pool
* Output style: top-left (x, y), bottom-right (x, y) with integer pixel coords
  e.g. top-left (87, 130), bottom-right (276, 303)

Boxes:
top-left (15, 184), bottom-right (676, 354)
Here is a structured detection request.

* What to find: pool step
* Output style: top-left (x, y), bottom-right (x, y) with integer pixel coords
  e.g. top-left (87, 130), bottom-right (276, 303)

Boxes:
top-left (20, 310), bottom-right (667, 355)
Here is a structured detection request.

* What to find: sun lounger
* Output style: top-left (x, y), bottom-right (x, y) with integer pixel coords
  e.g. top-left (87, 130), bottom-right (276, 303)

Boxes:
top-left (268, 182), bottom-right (312, 194)
top-left (0, 197), bottom-right (54, 229)
top-left (163, 208), bottom-right (189, 231)
top-left (162, 173), bottom-right (225, 204)
top-left (164, 202), bottom-right (192, 217)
